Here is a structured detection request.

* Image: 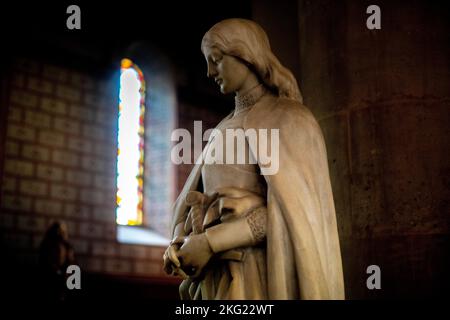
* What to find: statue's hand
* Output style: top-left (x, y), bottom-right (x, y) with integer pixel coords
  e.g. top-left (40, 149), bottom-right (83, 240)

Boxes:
top-left (163, 236), bottom-right (187, 278)
top-left (215, 187), bottom-right (265, 218)
top-left (185, 191), bottom-right (219, 234)
top-left (176, 233), bottom-right (213, 279)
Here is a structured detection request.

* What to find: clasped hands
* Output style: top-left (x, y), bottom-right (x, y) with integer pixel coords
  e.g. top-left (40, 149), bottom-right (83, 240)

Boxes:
top-left (163, 187), bottom-right (264, 279)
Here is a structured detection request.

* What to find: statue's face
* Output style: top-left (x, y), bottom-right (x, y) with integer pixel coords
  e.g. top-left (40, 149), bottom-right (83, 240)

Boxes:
top-left (203, 46), bottom-right (252, 94)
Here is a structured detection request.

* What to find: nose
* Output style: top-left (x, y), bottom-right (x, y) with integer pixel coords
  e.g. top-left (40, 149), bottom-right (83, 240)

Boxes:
top-left (207, 62), bottom-right (218, 78)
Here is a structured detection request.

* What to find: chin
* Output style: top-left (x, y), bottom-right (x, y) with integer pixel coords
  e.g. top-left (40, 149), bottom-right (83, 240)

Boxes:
top-left (220, 84), bottom-right (233, 95)
top-left (219, 86), bottom-right (228, 94)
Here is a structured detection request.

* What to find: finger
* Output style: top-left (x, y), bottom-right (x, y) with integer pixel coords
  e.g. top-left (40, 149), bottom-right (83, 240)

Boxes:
top-left (163, 259), bottom-right (172, 274)
top-left (218, 197), bottom-right (240, 214)
top-left (215, 187), bottom-right (253, 198)
top-left (238, 194), bottom-right (265, 213)
top-left (171, 236), bottom-right (186, 246)
top-left (163, 253), bottom-right (173, 274)
top-left (203, 199), bottom-right (221, 227)
top-left (185, 191), bottom-right (205, 206)
top-left (203, 191), bottom-right (219, 207)
top-left (168, 245), bottom-right (181, 268)
top-left (219, 194), bottom-right (265, 216)
top-left (190, 207), bottom-right (204, 234)
top-left (172, 266), bottom-right (188, 280)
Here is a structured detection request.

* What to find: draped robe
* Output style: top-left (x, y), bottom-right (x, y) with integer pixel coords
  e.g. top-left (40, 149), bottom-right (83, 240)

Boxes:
top-left (171, 95), bottom-right (345, 299)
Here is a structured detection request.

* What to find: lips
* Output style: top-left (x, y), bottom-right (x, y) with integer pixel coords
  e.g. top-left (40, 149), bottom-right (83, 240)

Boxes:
top-left (215, 78), bottom-right (222, 85)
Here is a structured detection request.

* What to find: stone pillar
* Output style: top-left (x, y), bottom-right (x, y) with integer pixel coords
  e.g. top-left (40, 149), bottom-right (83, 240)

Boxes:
top-left (297, 0), bottom-right (450, 298)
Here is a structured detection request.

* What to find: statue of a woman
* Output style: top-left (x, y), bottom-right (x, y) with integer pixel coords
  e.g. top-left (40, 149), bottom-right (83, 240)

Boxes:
top-left (163, 18), bottom-right (345, 300)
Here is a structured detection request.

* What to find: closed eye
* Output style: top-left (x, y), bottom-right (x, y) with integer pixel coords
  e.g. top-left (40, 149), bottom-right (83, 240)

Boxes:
top-left (212, 56), bottom-right (222, 64)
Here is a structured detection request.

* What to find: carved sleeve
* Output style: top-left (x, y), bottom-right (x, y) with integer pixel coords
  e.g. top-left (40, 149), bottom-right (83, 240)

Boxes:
top-left (245, 206), bottom-right (267, 243)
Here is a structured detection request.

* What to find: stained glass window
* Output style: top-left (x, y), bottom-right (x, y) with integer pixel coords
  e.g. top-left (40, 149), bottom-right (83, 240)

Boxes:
top-left (116, 58), bottom-right (145, 225)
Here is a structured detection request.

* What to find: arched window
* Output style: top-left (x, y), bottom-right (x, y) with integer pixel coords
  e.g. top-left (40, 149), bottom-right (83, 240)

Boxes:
top-left (116, 58), bottom-right (145, 226)
top-left (115, 45), bottom-right (177, 245)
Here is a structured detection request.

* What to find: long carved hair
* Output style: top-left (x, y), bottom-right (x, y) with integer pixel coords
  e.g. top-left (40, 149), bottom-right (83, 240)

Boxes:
top-left (201, 18), bottom-right (303, 103)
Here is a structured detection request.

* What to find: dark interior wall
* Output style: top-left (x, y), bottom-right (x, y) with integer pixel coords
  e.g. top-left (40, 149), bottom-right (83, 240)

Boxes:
top-left (252, 0), bottom-right (301, 83)
top-left (296, 0), bottom-right (450, 298)
top-left (0, 57), bottom-right (180, 300)
top-left (0, 0), bottom-right (251, 302)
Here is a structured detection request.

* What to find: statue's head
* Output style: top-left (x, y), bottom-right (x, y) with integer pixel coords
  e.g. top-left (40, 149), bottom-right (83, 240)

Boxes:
top-left (45, 221), bottom-right (69, 241)
top-left (201, 18), bottom-right (302, 102)
top-left (202, 40), bottom-right (255, 95)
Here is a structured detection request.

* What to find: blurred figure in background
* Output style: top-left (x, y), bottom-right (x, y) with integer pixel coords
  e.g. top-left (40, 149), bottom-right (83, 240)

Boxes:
top-left (39, 221), bottom-right (76, 302)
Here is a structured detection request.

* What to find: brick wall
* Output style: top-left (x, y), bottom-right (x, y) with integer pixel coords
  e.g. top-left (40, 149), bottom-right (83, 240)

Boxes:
top-left (0, 58), bottom-right (172, 280)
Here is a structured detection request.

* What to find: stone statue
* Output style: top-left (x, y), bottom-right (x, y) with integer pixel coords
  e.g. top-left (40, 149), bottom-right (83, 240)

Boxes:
top-left (163, 18), bottom-right (345, 299)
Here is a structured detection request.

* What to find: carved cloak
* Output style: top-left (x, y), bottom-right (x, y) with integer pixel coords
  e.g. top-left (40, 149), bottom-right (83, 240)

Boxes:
top-left (171, 95), bottom-right (345, 299)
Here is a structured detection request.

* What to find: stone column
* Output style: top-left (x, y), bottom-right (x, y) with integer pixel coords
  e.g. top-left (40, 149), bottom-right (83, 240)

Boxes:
top-left (297, 0), bottom-right (450, 298)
